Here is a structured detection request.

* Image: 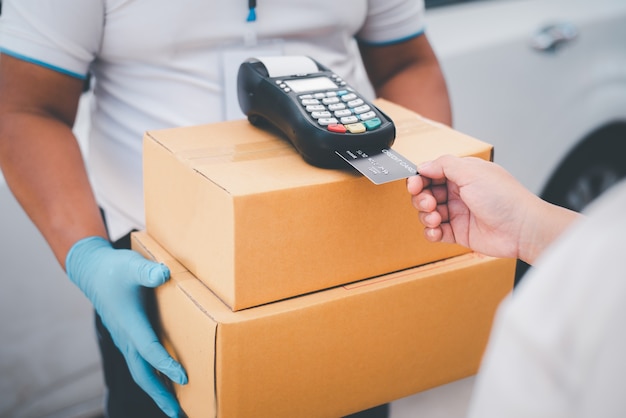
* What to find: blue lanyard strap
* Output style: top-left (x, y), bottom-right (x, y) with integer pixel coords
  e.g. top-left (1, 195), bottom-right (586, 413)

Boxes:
top-left (247, 0), bottom-right (257, 22)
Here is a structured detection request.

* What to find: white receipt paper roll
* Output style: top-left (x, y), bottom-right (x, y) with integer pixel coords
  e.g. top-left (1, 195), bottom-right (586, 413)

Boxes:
top-left (253, 56), bottom-right (319, 77)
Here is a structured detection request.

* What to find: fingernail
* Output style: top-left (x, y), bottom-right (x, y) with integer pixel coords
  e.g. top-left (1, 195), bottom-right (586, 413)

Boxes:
top-left (170, 364), bottom-right (188, 385)
top-left (159, 263), bottom-right (170, 276)
top-left (148, 263), bottom-right (170, 285)
top-left (176, 369), bottom-right (189, 385)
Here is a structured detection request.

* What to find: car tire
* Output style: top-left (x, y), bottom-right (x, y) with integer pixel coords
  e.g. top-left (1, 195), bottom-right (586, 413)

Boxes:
top-left (515, 121), bottom-right (626, 285)
top-left (542, 122), bottom-right (626, 213)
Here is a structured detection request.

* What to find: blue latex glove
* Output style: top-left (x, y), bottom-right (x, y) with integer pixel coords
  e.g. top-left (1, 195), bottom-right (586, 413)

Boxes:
top-left (66, 236), bottom-right (188, 418)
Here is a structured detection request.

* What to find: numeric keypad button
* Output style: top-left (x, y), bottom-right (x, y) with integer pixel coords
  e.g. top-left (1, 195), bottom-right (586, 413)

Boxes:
top-left (328, 103), bottom-right (346, 111)
top-left (341, 93), bottom-right (358, 102)
top-left (317, 117), bottom-right (339, 126)
top-left (306, 104), bottom-right (326, 112)
top-left (358, 111), bottom-right (377, 121)
top-left (311, 111), bottom-right (332, 119)
top-left (352, 104), bottom-right (371, 114)
top-left (347, 99), bottom-right (365, 108)
top-left (301, 99), bottom-right (320, 106)
top-left (340, 115), bottom-right (359, 124)
top-left (334, 109), bottom-right (352, 118)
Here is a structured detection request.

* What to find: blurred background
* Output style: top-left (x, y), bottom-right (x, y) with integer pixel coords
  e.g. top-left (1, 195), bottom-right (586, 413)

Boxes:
top-left (1, 0), bottom-right (625, 416)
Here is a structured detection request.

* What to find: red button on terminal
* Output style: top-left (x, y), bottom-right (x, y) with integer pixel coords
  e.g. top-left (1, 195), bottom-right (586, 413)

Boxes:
top-left (327, 124), bottom-right (347, 133)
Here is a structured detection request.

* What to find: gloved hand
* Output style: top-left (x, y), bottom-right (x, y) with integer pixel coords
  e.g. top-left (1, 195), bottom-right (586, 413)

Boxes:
top-left (66, 236), bottom-right (188, 418)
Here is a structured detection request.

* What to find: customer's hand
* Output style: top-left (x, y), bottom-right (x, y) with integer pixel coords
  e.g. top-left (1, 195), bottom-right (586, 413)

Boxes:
top-left (407, 155), bottom-right (579, 265)
top-left (66, 236), bottom-right (188, 418)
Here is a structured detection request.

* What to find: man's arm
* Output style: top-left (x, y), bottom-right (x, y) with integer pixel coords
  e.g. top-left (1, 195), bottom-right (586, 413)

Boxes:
top-left (359, 34), bottom-right (453, 126)
top-left (0, 54), bottom-right (107, 267)
top-left (0, 53), bottom-right (187, 416)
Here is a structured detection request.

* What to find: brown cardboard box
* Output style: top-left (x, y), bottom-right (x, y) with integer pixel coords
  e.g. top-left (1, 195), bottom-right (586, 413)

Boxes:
top-left (132, 231), bottom-right (515, 418)
top-left (143, 100), bottom-right (494, 310)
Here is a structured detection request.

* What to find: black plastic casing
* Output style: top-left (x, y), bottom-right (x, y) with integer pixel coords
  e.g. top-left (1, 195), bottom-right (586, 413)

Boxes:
top-left (237, 57), bottom-right (396, 168)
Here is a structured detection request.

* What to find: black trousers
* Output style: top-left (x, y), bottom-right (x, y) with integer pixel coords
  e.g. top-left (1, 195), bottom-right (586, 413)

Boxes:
top-left (96, 231), bottom-right (389, 418)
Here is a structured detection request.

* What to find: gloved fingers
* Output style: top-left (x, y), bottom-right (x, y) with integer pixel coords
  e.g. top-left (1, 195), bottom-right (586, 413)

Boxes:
top-left (126, 348), bottom-right (186, 418)
top-left (124, 250), bottom-right (171, 288)
top-left (120, 316), bottom-right (187, 385)
top-left (141, 339), bottom-right (188, 385)
top-left (111, 310), bottom-right (188, 386)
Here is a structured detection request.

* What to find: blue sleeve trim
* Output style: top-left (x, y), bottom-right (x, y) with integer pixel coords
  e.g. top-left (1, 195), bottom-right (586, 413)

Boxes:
top-left (356, 29), bottom-right (425, 47)
top-left (0, 48), bottom-right (86, 80)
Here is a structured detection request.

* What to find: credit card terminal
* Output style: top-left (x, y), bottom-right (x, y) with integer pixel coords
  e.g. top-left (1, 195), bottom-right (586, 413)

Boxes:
top-left (237, 56), bottom-right (396, 168)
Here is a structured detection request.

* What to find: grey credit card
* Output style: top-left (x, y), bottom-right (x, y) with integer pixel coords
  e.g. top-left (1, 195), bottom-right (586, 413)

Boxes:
top-left (335, 148), bottom-right (418, 185)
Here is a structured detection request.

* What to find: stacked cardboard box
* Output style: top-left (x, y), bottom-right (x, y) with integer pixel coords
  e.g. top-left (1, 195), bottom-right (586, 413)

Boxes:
top-left (138, 99), bottom-right (515, 417)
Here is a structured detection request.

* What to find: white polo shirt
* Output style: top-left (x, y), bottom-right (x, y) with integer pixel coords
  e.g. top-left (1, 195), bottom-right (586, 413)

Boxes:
top-left (0, 0), bottom-right (425, 239)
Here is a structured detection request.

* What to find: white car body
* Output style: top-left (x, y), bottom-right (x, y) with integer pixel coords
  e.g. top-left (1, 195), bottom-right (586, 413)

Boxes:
top-left (426, 0), bottom-right (626, 208)
top-left (1, 0), bottom-right (625, 416)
